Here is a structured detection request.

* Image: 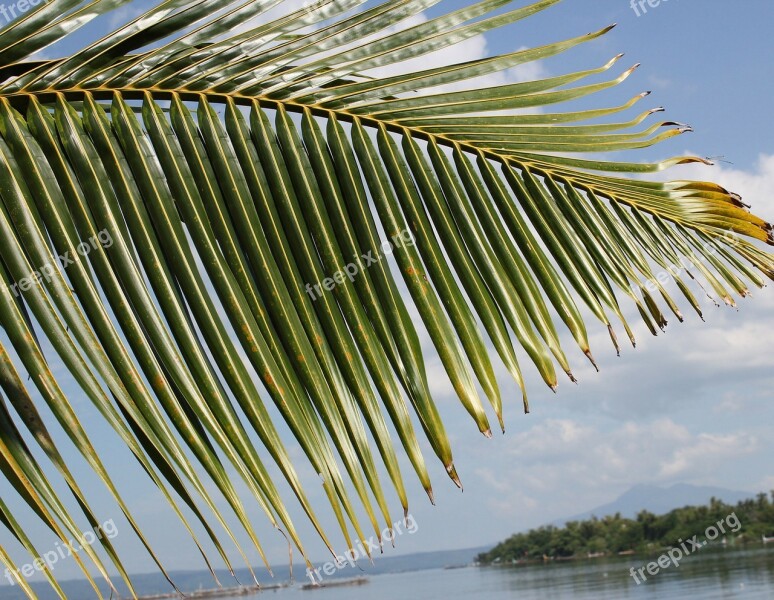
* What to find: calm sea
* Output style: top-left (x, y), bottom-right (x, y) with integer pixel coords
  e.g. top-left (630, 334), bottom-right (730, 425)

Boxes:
top-left (218, 547), bottom-right (774, 600)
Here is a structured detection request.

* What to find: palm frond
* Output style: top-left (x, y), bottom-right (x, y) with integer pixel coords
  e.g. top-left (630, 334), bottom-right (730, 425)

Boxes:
top-left (0, 0), bottom-right (771, 596)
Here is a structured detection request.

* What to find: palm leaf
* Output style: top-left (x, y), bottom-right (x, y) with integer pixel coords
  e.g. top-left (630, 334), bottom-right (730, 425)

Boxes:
top-left (0, 0), bottom-right (771, 597)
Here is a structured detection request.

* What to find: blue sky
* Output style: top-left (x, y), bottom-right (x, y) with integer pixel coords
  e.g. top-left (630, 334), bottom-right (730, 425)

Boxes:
top-left (1, 0), bottom-right (774, 587)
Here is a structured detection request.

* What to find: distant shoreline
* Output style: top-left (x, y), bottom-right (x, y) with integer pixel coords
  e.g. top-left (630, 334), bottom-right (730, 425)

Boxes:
top-left (477, 493), bottom-right (774, 565)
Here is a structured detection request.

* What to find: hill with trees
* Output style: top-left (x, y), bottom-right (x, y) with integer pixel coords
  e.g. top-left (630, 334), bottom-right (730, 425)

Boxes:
top-left (478, 492), bottom-right (774, 564)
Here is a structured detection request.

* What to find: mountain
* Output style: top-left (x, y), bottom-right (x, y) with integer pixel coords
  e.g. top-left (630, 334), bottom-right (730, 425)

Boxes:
top-left (553, 483), bottom-right (753, 525)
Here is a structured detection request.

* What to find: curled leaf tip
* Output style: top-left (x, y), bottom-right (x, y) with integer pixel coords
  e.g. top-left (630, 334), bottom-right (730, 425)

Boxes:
top-left (606, 54), bottom-right (625, 68)
top-left (607, 324), bottom-right (621, 355)
top-left (584, 350), bottom-right (600, 372)
top-left (447, 465), bottom-right (462, 490)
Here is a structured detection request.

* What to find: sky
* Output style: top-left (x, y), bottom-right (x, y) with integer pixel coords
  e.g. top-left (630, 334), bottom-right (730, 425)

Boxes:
top-left (1, 0), bottom-right (774, 588)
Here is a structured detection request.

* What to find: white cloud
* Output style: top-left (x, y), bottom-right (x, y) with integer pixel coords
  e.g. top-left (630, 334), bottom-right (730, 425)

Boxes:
top-left (542, 154), bottom-right (774, 416)
top-left (473, 417), bottom-right (759, 521)
top-left (668, 152), bottom-right (774, 217)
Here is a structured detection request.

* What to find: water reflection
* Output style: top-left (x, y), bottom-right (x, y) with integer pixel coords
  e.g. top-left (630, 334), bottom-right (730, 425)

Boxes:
top-left (239, 547), bottom-right (774, 600)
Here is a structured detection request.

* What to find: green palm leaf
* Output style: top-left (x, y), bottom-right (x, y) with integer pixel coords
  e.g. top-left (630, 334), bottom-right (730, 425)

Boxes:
top-left (0, 0), bottom-right (771, 597)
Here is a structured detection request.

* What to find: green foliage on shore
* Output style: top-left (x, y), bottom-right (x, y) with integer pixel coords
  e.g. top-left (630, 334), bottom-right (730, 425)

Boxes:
top-left (478, 492), bottom-right (774, 563)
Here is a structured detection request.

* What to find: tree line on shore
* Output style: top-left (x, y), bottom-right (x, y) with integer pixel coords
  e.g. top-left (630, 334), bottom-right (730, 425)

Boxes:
top-left (477, 492), bottom-right (774, 564)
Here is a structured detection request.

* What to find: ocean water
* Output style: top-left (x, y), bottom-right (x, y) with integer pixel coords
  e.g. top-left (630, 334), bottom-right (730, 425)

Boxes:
top-left (4, 546), bottom-right (772, 599)
top-left (217, 547), bottom-right (774, 600)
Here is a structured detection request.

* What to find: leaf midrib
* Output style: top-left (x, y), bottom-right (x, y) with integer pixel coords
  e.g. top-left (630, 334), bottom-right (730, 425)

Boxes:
top-left (1, 85), bottom-right (728, 242)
